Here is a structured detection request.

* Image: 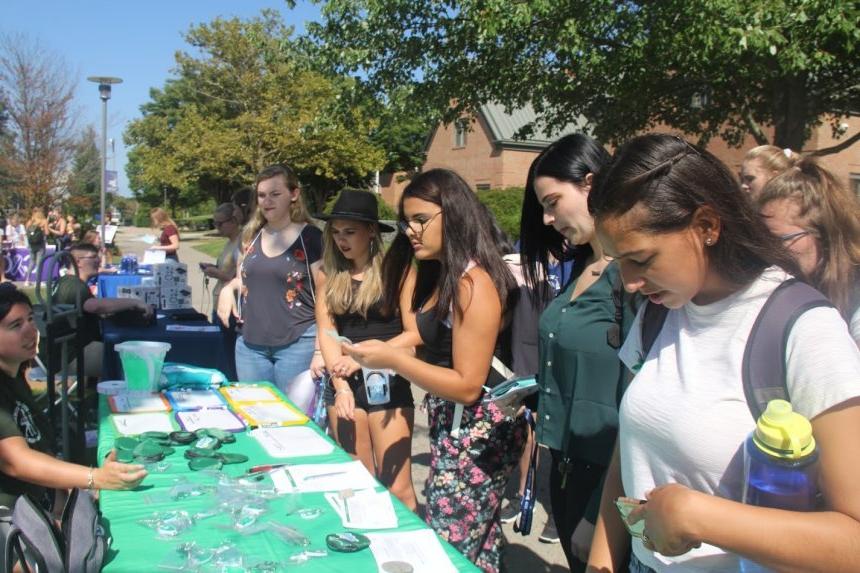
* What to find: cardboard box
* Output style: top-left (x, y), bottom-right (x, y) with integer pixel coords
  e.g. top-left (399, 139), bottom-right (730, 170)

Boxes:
top-left (152, 262), bottom-right (188, 288)
top-left (160, 285), bottom-right (193, 310)
top-left (117, 285), bottom-right (159, 307)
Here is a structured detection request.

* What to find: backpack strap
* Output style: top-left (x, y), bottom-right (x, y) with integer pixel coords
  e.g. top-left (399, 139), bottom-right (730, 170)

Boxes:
top-left (7, 495), bottom-right (65, 573)
top-left (742, 279), bottom-right (832, 420)
top-left (640, 301), bottom-right (669, 358)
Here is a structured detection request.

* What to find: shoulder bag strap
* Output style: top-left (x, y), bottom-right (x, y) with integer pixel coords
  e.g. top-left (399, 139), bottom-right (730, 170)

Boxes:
top-left (742, 279), bottom-right (832, 420)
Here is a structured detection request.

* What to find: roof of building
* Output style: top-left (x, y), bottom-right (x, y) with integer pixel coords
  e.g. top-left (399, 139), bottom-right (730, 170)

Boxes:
top-left (478, 102), bottom-right (590, 150)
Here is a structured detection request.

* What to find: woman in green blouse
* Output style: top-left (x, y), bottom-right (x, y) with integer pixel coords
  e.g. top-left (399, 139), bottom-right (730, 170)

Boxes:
top-left (518, 133), bottom-right (640, 571)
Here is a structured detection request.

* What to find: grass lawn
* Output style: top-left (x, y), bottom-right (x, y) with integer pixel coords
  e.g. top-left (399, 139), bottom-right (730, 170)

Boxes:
top-left (192, 238), bottom-right (227, 259)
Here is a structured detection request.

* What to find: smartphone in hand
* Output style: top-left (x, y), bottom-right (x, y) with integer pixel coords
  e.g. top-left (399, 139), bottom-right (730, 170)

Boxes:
top-left (614, 497), bottom-right (646, 538)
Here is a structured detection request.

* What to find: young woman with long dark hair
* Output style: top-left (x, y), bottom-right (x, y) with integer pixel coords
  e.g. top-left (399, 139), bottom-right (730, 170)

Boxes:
top-left (586, 134), bottom-right (860, 573)
top-left (516, 133), bottom-right (639, 571)
top-left (341, 169), bottom-right (526, 572)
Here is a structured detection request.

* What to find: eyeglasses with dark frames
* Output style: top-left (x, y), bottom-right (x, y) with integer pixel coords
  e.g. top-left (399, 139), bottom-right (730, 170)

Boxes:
top-left (779, 230), bottom-right (811, 244)
top-left (397, 211), bottom-right (442, 235)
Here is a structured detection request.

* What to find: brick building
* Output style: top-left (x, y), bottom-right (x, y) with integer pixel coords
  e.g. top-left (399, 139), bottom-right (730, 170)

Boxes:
top-left (378, 105), bottom-right (859, 207)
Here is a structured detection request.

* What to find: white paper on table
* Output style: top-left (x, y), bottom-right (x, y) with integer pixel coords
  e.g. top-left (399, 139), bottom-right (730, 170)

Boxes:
top-left (138, 234), bottom-right (157, 245)
top-left (221, 386), bottom-right (280, 402)
top-left (324, 488), bottom-right (398, 529)
top-left (249, 426), bottom-right (334, 458)
top-left (236, 402), bottom-right (305, 425)
top-left (142, 249), bottom-right (166, 264)
top-left (175, 409), bottom-right (245, 432)
top-left (270, 460), bottom-right (378, 493)
top-left (165, 324), bottom-right (220, 333)
top-left (109, 393), bottom-right (170, 413)
top-left (112, 412), bottom-right (174, 435)
top-left (166, 389), bottom-right (224, 410)
top-left (365, 530), bottom-right (457, 573)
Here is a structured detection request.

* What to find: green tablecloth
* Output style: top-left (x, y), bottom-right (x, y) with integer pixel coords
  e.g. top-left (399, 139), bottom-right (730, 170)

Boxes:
top-left (97, 387), bottom-right (479, 572)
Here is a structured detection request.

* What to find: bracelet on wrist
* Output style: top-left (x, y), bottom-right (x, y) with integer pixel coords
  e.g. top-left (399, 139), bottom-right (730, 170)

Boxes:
top-left (334, 388), bottom-right (353, 398)
top-left (86, 467), bottom-right (95, 490)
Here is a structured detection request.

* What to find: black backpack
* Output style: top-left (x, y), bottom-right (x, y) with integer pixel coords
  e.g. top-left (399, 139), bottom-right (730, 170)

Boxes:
top-left (4, 489), bottom-right (106, 573)
top-left (26, 225), bottom-right (44, 247)
top-left (639, 279), bottom-right (832, 420)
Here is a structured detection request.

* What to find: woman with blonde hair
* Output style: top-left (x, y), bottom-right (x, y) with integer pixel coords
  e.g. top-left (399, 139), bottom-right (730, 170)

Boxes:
top-left (759, 157), bottom-right (860, 344)
top-left (740, 145), bottom-right (800, 198)
top-left (217, 165), bottom-right (323, 393)
top-left (23, 208), bottom-right (48, 286)
top-left (311, 190), bottom-right (418, 509)
top-left (149, 207), bottom-right (180, 261)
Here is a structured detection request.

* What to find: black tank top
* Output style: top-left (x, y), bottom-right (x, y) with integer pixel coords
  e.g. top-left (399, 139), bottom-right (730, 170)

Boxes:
top-left (334, 279), bottom-right (402, 343)
top-left (416, 307), bottom-right (512, 373)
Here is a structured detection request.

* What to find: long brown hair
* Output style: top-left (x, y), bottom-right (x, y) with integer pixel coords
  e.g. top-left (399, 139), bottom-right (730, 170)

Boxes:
top-left (589, 134), bottom-right (802, 287)
top-left (241, 164), bottom-right (309, 249)
top-left (150, 207), bottom-right (178, 230)
top-left (758, 158), bottom-right (860, 320)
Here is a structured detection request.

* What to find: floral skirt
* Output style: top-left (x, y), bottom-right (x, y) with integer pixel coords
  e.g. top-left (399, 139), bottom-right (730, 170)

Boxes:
top-left (425, 394), bottom-right (527, 573)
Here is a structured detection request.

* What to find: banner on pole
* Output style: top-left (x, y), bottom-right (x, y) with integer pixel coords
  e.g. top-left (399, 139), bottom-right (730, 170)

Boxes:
top-left (105, 170), bottom-right (118, 194)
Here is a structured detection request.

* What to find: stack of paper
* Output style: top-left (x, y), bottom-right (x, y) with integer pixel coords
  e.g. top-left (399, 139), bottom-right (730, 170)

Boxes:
top-left (324, 488), bottom-right (398, 529)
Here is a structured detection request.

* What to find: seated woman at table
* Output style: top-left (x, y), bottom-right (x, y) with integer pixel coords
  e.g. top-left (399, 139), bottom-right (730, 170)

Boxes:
top-left (149, 208), bottom-right (180, 262)
top-left (81, 230), bottom-right (114, 273)
top-left (0, 283), bottom-right (147, 515)
top-left (217, 164), bottom-right (323, 394)
top-left (311, 190), bottom-right (418, 510)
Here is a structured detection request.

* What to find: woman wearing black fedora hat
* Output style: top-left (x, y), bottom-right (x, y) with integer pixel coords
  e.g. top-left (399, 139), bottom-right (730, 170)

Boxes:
top-left (312, 189), bottom-right (418, 510)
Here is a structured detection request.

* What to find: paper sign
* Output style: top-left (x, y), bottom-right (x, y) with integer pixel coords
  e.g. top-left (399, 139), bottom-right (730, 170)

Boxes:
top-left (325, 489), bottom-right (398, 529)
top-left (112, 412), bottom-right (175, 435)
top-left (220, 385), bottom-right (282, 403)
top-left (108, 393), bottom-right (171, 414)
top-left (164, 389), bottom-right (225, 411)
top-left (365, 530), bottom-right (458, 573)
top-left (270, 460), bottom-right (378, 493)
top-left (250, 426), bottom-right (335, 458)
top-left (142, 249), bottom-right (166, 264)
top-left (175, 409), bottom-right (246, 432)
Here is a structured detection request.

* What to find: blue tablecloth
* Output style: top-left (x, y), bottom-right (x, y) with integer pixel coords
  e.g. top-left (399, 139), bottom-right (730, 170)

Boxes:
top-left (101, 316), bottom-right (237, 381)
top-left (97, 273), bottom-right (143, 298)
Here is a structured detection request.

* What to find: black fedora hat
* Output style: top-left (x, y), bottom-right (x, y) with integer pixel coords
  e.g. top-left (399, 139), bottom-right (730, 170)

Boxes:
top-left (314, 190), bottom-right (395, 232)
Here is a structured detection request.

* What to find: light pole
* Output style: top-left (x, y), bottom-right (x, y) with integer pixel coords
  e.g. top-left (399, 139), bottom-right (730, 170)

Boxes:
top-left (86, 76), bottom-right (122, 246)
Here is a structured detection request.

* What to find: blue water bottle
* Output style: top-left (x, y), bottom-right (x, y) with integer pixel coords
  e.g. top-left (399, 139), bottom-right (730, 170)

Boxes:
top-left (740, 399), bottom-right (819, 572)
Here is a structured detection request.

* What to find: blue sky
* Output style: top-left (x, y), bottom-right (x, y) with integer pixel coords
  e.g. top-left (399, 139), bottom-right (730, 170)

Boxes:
top-left (1, 0), bottom-right (320, 197)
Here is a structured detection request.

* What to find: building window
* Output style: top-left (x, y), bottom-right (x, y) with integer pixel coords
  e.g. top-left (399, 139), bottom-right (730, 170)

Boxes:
top-left (851, 174), bottom-right (860, 199)
top-left (476, 183), bottom-right (491, 191)
top-left (454, 119), bottom-right (467, 148)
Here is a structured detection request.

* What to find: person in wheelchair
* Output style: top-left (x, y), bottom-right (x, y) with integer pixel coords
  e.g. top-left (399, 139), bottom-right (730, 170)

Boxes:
top-left (0, 283), bottom-right (147, 521)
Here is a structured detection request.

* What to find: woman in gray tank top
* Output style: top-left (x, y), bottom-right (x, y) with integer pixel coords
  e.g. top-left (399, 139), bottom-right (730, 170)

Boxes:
top-left (216, 164), bottom-right (322, 394)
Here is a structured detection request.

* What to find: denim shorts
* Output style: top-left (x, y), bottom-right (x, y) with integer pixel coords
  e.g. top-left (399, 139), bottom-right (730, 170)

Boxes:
top-left (323, 372), bottom-right (414, 413)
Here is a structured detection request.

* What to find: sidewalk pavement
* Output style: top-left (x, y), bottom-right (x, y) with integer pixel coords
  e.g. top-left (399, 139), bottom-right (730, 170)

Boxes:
top-left (116, 225), bottom-right (569, 572)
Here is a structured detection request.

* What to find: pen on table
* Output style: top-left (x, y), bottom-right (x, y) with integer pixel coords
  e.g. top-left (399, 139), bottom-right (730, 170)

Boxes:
top-left (246, 463), bottom-right (291, 474)
top-left (302, 470), bottom-right (348, 481)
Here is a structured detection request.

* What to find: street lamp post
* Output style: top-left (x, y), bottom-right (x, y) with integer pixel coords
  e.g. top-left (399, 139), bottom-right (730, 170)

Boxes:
top-left (86, 76), bottom-right (122, 246)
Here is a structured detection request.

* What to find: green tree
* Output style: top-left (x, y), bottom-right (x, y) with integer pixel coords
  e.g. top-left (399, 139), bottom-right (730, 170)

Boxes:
top-left (309, 0), bottom-right (859, 152)
top-left (64, 126), bottom-right (101, 218)
top-left (125, 11), bottom-right (386, 213)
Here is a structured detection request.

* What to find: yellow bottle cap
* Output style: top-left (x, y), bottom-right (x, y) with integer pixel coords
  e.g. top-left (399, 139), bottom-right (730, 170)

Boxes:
top-left (753, 399), bottom-right (815, 459)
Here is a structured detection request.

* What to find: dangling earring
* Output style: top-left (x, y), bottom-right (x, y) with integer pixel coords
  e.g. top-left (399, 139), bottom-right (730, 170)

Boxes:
top-left (705, 237), bottom-right (714, 246)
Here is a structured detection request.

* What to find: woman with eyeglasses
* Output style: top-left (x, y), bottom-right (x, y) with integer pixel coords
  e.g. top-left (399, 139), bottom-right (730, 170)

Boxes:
top-left (341, 169), bottom-right (526, 572)
top-left (311, 190), bottom-right (418, 510)
top-left (758, 157), bottom-right (860, 346)
top-left (585, 134), bottom-right (860, 573)
top-left (0, 284), bottom-right (146, 517)
top-left (203, 203), bottom-right (243, 317)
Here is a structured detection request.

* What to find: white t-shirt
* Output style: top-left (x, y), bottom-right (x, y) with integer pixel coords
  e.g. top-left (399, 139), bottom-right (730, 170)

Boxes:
top-left (850, 305), bottom-right (860, 346)
top-left (5, 223), bottom-right (26, 247)
top-left (618, 267), bottom-right (860, 572)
